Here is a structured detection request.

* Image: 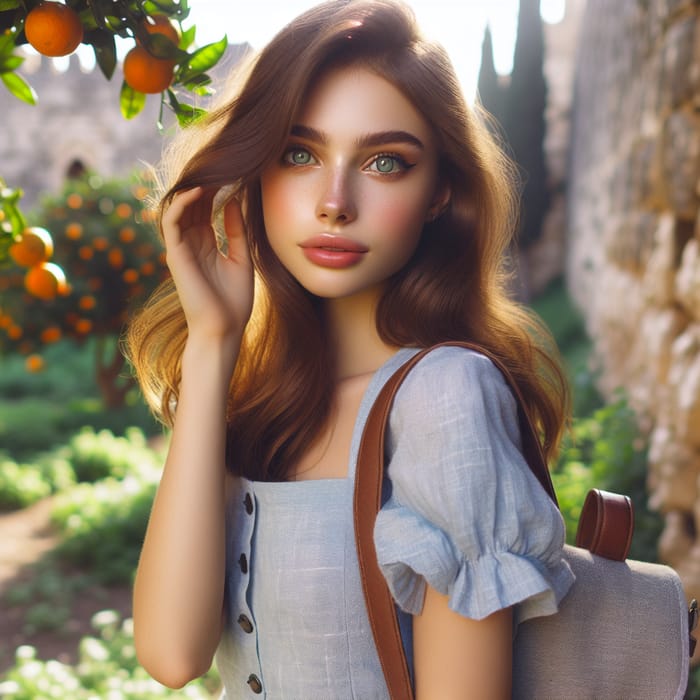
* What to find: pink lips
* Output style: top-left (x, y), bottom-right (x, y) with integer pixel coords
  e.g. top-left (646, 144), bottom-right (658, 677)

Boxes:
top-left (299, 234), bottom-right (368, 269)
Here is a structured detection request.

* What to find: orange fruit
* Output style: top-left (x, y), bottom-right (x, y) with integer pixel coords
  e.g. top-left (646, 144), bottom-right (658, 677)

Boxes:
top-left (123, 45), bottom-right (175, 94)
top-left (93, 236), bottom-right (109, 251)
top-left (25, 2), bottom-right (83, 57)
top-left (119, 227), bottom-right (136, 243)
top-left (115, 202), bottom-right (132, 218)
top-left (140, 261), bottom-right (155, 275)
top-left (7, 325), bottom-right (23, 340)
top-left (108, 249), bottom-right (125, 268)
top-left (40, 326), bottom-right (62, 343)
top-left (74, 318), bottom-right (92, 334)
top-left (141, 15), bottom-right (180, 48)
top-left (25, 262), bottom-right (68, 300)
top-left (25, 354), bottom-right (45, 373)
top-left (78, 295), bottom-right (96, 310)
top-left (78, 245), bottom-right (93, 260)
top-left (67, 193), bottom-right (82, 209)
top-left (123, 269), bottom-right (139, 284)
top-left (132, 185), bottom-right (150, 200)
top-left (65, 222), bottom-right (83, 239)
top-left (9, 227), bottom-right (54, 268)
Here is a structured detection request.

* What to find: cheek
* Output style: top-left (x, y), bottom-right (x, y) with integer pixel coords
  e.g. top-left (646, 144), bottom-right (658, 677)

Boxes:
top-left (371, 188), bottom-right (431, 241)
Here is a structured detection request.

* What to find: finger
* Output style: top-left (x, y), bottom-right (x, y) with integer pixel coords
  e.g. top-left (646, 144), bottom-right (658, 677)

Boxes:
top-left (223, 197), bottom-right (251, 265)
top-left (162, 187), bottom-right (205, 245)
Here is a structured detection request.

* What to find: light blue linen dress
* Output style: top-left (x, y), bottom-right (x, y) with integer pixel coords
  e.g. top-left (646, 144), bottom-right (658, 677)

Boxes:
top-left (216, 347), bottom-right (575, 698)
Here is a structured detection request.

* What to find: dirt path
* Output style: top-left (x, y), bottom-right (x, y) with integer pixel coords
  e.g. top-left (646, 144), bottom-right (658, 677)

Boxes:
top-left (0, 497), bottom-right (58, 593)
top-left (0, 498), bottom-right (132, 674)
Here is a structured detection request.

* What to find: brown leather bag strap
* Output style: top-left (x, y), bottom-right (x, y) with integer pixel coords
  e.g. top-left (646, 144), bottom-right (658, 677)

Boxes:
top-left (576, 488), bottom-right (633, 561)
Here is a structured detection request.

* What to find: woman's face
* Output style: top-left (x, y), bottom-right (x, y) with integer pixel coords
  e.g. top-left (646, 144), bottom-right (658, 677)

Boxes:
top-left (260, 65), bottom-right (447, 301)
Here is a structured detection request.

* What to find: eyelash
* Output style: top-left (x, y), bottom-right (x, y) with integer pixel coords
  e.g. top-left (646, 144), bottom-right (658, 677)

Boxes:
top-left (281, 146), bottom-right (416, 175)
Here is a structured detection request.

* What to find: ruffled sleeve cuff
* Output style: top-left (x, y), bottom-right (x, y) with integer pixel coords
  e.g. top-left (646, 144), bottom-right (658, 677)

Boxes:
top-left (375, 502), bottom-right (575, 624)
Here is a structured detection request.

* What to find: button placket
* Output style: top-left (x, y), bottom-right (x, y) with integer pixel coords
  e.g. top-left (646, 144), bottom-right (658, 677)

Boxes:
top-left (236, 486), bottom-right (263, 694)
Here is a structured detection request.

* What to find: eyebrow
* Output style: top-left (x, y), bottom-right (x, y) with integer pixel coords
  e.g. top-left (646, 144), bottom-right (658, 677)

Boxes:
top-left (290, 124), bottom-right (425, 150)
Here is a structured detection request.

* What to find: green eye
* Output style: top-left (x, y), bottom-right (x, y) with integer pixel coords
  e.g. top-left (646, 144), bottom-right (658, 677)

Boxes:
top-left (285, 148), bottom-right (313, 165)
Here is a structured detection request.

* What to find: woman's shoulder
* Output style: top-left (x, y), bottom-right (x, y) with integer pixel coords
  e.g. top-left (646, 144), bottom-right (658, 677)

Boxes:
top-left (393, 345), bottom-right (513, 413)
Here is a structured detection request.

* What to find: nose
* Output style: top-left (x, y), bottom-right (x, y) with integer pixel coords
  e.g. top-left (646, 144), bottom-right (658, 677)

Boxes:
top-left (315, 168), bottom-right (357, 225)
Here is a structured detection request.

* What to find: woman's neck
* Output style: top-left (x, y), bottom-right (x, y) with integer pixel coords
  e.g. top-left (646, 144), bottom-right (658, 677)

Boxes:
top-left (324, 289), bottom-right (400, 381)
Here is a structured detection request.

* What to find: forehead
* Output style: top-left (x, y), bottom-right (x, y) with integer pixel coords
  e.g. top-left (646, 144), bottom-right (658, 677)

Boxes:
top-left (295, 66), bottom-right (434, 145)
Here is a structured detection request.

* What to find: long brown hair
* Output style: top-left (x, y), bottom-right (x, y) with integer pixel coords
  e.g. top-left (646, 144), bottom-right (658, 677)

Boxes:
top-left (125, 0), bottom-right (569, 480)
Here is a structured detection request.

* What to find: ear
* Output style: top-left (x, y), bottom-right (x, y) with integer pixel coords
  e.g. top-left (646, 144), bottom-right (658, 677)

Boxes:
top-left (425, 181), bottom-right (451, 223)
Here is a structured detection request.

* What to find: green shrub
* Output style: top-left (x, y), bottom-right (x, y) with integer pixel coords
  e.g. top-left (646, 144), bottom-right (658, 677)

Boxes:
top-left (59, 426), bottom-right (160, 483)
top-left (50, 473), bottom-right (157, 584)
top-left (0, 611), bottom-right (220, 699)
top-left (0, 426), bottom-right (161, 511)
top-left (0, 458), bottom-right (52, 509)
top-left (553, 396), bottom-right (663, 563)
top-left (0, 392), bottom-right (160, 461)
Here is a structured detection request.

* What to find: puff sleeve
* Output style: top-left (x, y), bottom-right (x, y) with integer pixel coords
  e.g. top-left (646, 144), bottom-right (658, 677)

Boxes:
top-left (373, 347), bottom-right (575, 625)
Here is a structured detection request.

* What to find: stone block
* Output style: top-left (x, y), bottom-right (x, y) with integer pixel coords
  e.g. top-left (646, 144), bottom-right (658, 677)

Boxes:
top-left (643, 213), bottom-right (680, 304)
top-left (667, 326), bottom-right (700, 449)
top-left (676, 353), bottom-right (700, 449)
top-left (661, 15), bottom-right (700, 109)
top-left (661, 110), bottom-right (700, 219)
top-left (648, 424), bottom-right (699, 511)
top-left (640, 307), bottom-right (687, 386)
top-left (676, 239), bottom-right (700, 319)
top-left (605, 211), bottom-right (657, 273)
top-left (659, 510), bottom-right (694, 567)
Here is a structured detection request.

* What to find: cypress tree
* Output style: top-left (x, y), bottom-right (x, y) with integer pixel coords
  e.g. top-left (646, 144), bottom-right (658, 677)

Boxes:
top-left (505, 0), bottom-right (550, 249)
top-left (477, 24), bottom-right (507, 136)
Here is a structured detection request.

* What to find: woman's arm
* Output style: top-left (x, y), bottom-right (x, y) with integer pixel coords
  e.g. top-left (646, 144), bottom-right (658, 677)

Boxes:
top-left (132, 189), bottom-right (253, 688)
top-left (413, 586), bottom-right (513, 700)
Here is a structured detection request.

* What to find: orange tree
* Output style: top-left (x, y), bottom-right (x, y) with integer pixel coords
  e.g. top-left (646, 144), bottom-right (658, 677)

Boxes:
top-left (0, 0), bottom-right (227, 258)
top-left (0, 172), bottom-right (168, 406)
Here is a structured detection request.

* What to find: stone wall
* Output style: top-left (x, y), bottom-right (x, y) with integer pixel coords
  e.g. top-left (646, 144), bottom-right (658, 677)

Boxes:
top-left (1, 53), bottom-right (165, 208)
top-left (568, 0), bottom-right (700, 599)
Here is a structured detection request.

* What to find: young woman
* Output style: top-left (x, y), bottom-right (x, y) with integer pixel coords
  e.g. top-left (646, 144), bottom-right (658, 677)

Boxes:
top-left (126, 1), bottom-right (575, 697)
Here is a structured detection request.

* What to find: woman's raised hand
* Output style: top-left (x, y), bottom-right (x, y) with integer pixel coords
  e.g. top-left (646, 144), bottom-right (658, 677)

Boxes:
top-left (162, 187), bottom-right (254, 345)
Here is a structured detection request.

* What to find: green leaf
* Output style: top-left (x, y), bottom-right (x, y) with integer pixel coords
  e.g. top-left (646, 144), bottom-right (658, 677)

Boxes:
top-left (120, 81), bottom-right (147, 119)
top-left (87, 30), bottom-right (118, 80)
top-left (0, 54), bottom-right (23, 72)
top-left (174, 103), bottom-right (205, 127)
top-left (180, 25), bottom-right (195, 50)
top-left (0, 0), bottom-right (21, 10)
top-left (142, 0), bottom-right (189, 19)
top-left (143, 33), bottom-right (183, 60)
top-left (182, 72), bottom-right (211, 89)
top-left (0, 30), bottom-right (16, 53)
top-left (1, 71), bottom-right (36, 105)
top-left (183, 36), bottom-right (226, 74)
